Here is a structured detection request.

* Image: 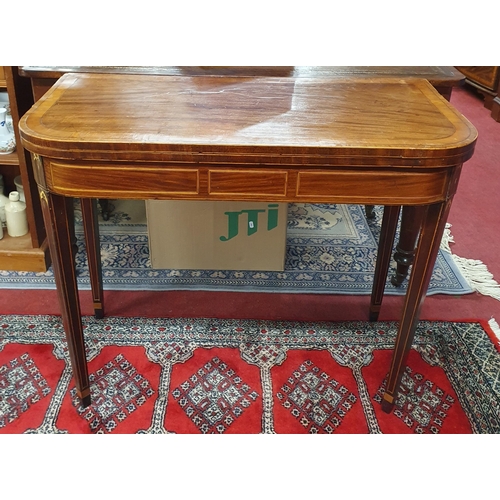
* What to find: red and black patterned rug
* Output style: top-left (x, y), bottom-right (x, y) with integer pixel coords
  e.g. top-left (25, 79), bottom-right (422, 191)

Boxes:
top-left (1, 315), bottom-right (499, 434)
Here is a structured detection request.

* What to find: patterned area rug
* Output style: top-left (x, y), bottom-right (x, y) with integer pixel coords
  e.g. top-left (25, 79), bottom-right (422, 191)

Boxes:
top-left (0, 200), bottom-right (472, 295)
top-left (1, 315), bottom-right (499, 434)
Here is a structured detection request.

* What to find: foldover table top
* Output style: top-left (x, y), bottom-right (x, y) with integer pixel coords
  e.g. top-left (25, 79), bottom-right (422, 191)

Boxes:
top-left (20, 73), bottom-right (476, 167)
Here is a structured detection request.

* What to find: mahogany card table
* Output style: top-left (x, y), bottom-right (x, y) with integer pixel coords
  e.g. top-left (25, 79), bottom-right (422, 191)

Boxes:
top-left (19, 73), bottom-right (477, 412)
top-left (20, 65), bottom-right (466, 285)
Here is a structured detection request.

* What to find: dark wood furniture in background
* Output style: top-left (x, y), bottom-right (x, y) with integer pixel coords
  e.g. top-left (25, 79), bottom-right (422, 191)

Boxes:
top-left (20, 65), bottom-right (465, 100)
top-left (18, 66), bottom-right (466, 285)
top-left (19, 73), bottom-right (477, 412)
top-left (455, 66), bottom-right (500, 122)
top-left (0, 67), bottom-right (50, 271)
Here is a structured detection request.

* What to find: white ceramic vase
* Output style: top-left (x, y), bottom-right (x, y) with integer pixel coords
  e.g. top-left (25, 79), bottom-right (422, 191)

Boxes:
top-left (0, 107), bottom-right (16, 155)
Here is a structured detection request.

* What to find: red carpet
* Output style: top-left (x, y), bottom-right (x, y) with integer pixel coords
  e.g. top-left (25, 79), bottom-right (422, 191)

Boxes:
top-left (1, 315), bottom-right (499, 434)
top-left (2, 85), bottom-right (500, 438)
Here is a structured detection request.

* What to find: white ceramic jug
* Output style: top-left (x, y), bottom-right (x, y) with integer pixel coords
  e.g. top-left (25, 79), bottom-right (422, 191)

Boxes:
top-left (5, 191), bottom-right (28, 237)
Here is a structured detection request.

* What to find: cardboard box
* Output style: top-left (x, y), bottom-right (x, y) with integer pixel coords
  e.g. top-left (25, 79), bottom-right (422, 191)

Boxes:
top-left (146, 200), bottom-right (287, 271)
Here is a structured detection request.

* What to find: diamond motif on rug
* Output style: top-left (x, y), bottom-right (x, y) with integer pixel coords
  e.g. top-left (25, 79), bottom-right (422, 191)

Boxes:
top-left (71, 354), bottom-right (155, 433)
top-left (172, 356), bottom-right (259, 434)
top-left (0, 353), bottom-right (51, 429)
top-left (276, 360), bottom-right (357, 433)
top-left (373, 366), bottom-right (455, 434)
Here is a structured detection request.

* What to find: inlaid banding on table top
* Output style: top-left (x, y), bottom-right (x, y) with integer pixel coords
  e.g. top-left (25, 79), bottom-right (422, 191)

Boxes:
top-left (19, 74), bottom-right (478, 168)
top-left (47, 162), bottom-right (200, 196)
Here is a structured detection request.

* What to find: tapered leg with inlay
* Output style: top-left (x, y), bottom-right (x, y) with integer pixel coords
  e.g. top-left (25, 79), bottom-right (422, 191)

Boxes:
top-left (38, 189), bottom-right (91, 408)
top-left (381, 199), bottom-right (453, 413)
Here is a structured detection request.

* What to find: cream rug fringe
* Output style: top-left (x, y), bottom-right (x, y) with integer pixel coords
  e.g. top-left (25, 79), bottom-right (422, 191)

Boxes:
top-left (440, 223), bottom-right (500, 301)
top-left (488, 318), bottom-right (500, 345)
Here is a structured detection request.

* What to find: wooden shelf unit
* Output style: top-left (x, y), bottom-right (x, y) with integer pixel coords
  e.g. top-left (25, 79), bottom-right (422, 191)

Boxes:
top-left (0, 152), bottom-right (19, 166)
top-left (0, 66), bottom-right (50, 272)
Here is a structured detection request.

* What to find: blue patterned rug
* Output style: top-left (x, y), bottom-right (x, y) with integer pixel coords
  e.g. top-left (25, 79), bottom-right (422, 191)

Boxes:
top-left (0, 200), bottom-right (472, 295)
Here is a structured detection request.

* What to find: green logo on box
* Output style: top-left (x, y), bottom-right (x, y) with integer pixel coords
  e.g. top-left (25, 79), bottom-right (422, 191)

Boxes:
top-left (220, 204), bottom-right (280, 241)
